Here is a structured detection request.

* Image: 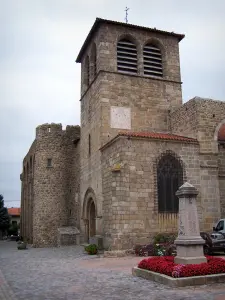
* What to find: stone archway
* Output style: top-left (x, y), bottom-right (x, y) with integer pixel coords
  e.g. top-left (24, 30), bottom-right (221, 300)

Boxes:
top-left (82, 188), bottom-right (97, 242)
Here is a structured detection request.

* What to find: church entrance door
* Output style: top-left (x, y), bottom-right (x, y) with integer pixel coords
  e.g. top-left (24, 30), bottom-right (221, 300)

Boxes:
top-left (88, 199), bottom-right (96, 239)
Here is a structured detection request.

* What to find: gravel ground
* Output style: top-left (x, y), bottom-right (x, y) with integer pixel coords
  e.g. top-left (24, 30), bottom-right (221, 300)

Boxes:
top-left (0, 241), bottom-right (225, 300)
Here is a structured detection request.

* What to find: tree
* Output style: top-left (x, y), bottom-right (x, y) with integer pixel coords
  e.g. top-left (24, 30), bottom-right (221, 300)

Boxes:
top-left (0, 194), bottom-right (10, 238)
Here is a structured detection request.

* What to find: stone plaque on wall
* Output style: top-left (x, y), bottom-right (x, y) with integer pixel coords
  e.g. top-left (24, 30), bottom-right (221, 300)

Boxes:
top-left (110, 106), bottom-right (131, 130)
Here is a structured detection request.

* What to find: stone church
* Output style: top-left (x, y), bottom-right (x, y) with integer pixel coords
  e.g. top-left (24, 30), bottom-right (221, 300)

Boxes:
top-left (20, 18), bottom-right (225, 250)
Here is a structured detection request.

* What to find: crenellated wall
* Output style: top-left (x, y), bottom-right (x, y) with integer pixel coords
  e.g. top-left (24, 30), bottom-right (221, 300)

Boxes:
top-left (20, 123), bottom-right (80, 247)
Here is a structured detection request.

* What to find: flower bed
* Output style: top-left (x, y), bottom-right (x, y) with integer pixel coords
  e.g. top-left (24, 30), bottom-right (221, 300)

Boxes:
top-left (134, 233), bottom-right (177, 257)
top-left (138, 256), bottom-right (225, 278)
top-left (134, 243), bottom-right (176, 257)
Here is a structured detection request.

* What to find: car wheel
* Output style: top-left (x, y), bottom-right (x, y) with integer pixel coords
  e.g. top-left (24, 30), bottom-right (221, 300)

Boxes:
top-left (204, 247), bottom-right (211, 255)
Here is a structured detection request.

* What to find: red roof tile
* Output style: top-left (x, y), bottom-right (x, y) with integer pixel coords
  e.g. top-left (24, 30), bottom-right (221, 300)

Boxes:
top-left (8, 208), bottom-right (21, 216)
top-left (118, 131), bottom-right (198, 143)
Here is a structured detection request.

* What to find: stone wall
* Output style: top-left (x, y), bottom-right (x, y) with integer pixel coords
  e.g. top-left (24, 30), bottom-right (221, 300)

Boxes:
top-left (218, 145), bottom-right (225, 218)
top-left (79, 76), bottom-right (104, 241)
top-left (99, 72), bottom-right (182, 142)
top-left (171, 97), bottom-right (225, 153)
top-left (199, 153), bottom-right (221, 231)
top-left (170, 98), bottom-right (198, 139)
top-left (101, 136), bottom-right (202, 250)
top-left (170, 97), bottom-right (225, 229)
top-left (21, 123), bottom-right (80, 247)
top-left (20, 140), bottom-right (36, 243)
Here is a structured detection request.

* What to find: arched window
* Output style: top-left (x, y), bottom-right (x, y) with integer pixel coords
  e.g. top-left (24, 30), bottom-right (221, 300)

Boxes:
top-left (88, 134), bottom-right (91, 156)
top-left (30, 156), bottom-right (32, 176)
top-left (27, 162), bottom-right (29, 177)
top-left (33, 155), bottom-right (35, 173)
top-left (143, 43), bottom-right (163, 77)
top-left (23, 166), bottom-right (25, 181)
top-left (157, 154), bottom-right (183, 213)
top-left (90, 43), bottom-right (97, 78)
top-left (84, 56), bottom-right (90, 86)
top-left (117, 38), bottom-right (137, 74)
top-left (218, 124), bottom-right (225, 144)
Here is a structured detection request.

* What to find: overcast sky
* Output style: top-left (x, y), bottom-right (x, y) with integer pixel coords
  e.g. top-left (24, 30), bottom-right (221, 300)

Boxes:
top-left (0, 0), bottom-right (224, 208)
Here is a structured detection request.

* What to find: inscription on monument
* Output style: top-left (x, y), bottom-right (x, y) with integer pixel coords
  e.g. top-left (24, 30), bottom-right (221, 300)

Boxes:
top-left (187, 198), bottom-right (198, 235)
top-left (110, 106), bottom-right (131, 129)
top-left (178, 198), bottom-right (185, 236)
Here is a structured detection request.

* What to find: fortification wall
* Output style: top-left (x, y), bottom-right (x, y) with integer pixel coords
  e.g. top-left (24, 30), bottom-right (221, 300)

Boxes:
top-left (27, 123), bottom-right (80, 247)
top-left (20, 140), bottom-right (36, 243)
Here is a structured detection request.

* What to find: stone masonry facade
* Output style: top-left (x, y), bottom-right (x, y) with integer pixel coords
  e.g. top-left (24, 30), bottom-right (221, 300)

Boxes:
top-left (21, 123), bottom-right (80, 246)
top-left (20, 18), bottom-right (225, 249)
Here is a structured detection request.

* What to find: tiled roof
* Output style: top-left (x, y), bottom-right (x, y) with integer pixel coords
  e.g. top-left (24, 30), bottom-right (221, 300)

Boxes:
top-left (8, 208), bottom-right (21, 216)
top-left (218, 124), bottom-right (225, 141)
top-left (100, 131), bottom-right (198, 151)
top-left (118, 131), bottom-right (198, 143)
top-left (76, 18), bottom-right (185, 62)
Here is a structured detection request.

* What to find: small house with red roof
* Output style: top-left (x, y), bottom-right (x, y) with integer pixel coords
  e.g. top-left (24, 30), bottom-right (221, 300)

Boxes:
top-left (8, 207), bottom-right (21, 227)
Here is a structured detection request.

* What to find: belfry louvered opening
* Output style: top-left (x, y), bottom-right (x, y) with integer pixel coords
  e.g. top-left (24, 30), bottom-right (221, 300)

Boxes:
top-left (143, 44), bottom-right (163, 77)
top-left (117, 39), bottom-right (137, 74)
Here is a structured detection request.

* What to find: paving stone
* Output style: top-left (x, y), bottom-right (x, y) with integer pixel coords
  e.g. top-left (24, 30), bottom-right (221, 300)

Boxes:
top-left (1, 241), bottom-right (225, 300)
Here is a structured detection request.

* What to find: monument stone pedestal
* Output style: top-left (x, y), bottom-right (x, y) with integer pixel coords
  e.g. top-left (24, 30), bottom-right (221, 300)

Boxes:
top-left (174, 182), bottom-right (207, 265)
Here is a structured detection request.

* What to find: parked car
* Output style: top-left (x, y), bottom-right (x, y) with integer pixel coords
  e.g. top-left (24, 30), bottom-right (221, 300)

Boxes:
top-left (212, 218), bottom-right (225, 234)
top-left (211, 232), bottom-right (225, 240)
top-left (200, 232), bottom-right (225, 255)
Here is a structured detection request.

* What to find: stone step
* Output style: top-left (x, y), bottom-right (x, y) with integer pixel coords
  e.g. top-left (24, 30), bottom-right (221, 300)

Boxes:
top-left (81, 243), bottom-right (90, 247)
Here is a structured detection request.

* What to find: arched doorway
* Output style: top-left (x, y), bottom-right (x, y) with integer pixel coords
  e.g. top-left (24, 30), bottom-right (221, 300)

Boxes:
top-left (83, 188), bottom-right (97, 242)
top-left (89, 200), bottom-right (96, 238)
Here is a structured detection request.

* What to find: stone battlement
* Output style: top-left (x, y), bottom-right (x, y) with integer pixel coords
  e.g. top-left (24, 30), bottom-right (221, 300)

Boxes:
top-left (36, 123), bottom-right (80, 139)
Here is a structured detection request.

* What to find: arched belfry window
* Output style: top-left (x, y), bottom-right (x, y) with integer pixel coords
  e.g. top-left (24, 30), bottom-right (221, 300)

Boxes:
top-left (143, 43), bottom-right (163, 77)
top-left (84, 56), bottom-right (90, 86)
top-left (90, 43), bottom-right (97, 78)
top-left (157, 154), bottom-right (183, 213)
top-left (117, 38), bottom-right (137, 74)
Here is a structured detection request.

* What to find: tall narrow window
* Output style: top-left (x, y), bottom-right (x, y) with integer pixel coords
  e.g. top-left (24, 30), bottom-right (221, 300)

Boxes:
top-left (33, 155), bottom-right (35, 173)
top-left (143, 43), bottom-right (163, 77)
top-left (23, 166), bottom-right (25, 181)
top-left (91, 43), bottom-right (97, 78)
top-left (84, 56), bottom-right (90, 86)
top-left (117, 38), bottom-right (137, 74)
top-left (27, 162), bottom-right (29, 181)
top-left (30, 156), bottom-right (32, 176)
top-left (47, 158), bottom-right (52, 167)
top-left (88, 134), bottom-right (91, 156)
top-left (157, 154), bottom-right (183, 213)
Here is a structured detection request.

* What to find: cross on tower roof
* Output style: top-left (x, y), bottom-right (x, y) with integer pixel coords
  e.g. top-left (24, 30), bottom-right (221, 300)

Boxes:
top-left (125, 7), bottom-right (129, 23)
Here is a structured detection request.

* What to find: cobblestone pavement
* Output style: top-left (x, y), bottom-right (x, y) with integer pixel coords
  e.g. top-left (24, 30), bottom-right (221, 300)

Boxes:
top-left (1, 241), bottom-right (225, 300)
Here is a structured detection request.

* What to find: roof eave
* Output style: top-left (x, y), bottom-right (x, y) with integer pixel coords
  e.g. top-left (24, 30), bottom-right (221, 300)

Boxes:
top-left (76, 18), bottom-right (100, 63)
top-left (100, 133), bottom-right (198, 152)
top-left (76, 18), bottom-right (185, 63)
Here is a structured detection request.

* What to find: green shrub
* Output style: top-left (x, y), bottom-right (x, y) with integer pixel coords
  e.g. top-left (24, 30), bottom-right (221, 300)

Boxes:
top-left (17, 241), bottom-right (27, 250)
top-left (153, 233), bottom-right (176, 244)
top-left (85, 244), bottom-right (98, 255)
top-left (8, 223), bottom-right (19, 236)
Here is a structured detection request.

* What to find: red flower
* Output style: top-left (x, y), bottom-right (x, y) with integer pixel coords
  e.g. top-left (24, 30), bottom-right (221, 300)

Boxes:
top-left (138, 256), bottom-right (225, 278)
